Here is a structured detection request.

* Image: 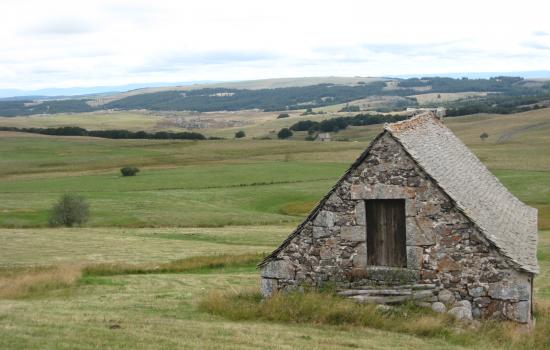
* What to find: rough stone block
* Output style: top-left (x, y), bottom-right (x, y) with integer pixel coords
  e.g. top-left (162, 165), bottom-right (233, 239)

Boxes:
top-left (448, 306), bottom-right (473, 321)
top-left (341, 226), bottom-right (366, 242)
top-left (353, 254), bottom-right (367, 269)
top-left (312, 226), bottom-right (330, 239)
top-left (407, 176), bottom-right (421, 187)
top-left (488, 281), bottom-right (530, 301)
top-left (474, 297), bottom-right (491, 308)
top-left (431, 302), bottom-right (446, 313)
top-left (326, 192), bottom-right (343, 206)
top-left (406, 246), bottom-right (423, 270)
top-left (438, 289), bottom-right (456, 306)
top-left (504, 301), bottom-right (530, 323)
top-left (355, 201), bottom-right (366, 225)
top-left (436, 256), bottom-right (460, 272)
top-left (406, 217), bottom-right (435, 246)
top-left (350, 185), bottom-right (368, 199)
top-left (313, 210), bottom-right (335, 227)
top-left (350, 184), bottom-right (413, 200)
top-left (365, 267), bottom-right (419, 283)
top-left (320, 246), bottom-right (335, 260)
top-left (352, 243), bottom-right (367, 268)
top-left (418, 201), bottom-right (440, 216)
top-left (472, 307), bottom-right (481, 319)
top-left (260, 278), bottom-right (278, 297)
top-left (261, 260), bottom-right (294, 280)
top-left (455, 300), bottom-right (472, 310)
top-left (467, 285), bottom-right (486, 298)
top-left (405, 200), bottom-right (416, 217)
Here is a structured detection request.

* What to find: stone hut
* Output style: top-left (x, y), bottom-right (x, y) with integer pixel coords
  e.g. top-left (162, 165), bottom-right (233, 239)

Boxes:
top-left (316, 133), bottom-right (332, 142)
top-left (259, 112), bottom-right (538, 323)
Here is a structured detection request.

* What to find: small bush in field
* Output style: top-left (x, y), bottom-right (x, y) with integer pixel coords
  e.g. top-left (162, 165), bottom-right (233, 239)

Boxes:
top-left (480, 132), bottom-right (489, 141)
top-left (49, 193), bottom-right (90, 227)
top-left (120, 166), bottom-right (140, 176)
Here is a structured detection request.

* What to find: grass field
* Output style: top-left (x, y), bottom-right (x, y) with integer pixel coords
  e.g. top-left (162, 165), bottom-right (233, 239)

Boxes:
top-left (0, 111), bottom-right (166, 131)
top-left (0, 109), bottom-right (345, 139)
top-left (1, 108), bottom-right (549, 228)
top-left (410, 92), bottom-right (489, 105)
top-left (1, 108), bottom-right (550, 348)
top-left (0, 227), bottom-right (548, 349)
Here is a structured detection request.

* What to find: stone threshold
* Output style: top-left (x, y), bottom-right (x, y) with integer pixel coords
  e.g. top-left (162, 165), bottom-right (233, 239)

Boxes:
top-left (337, 284), bottom-right (440, 304)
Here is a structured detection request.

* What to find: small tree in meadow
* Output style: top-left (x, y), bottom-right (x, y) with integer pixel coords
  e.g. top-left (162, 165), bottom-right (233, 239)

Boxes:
top-left (121, 167), bottom-right (140, 176)
top-left (49, 194), bottom-right (90, 227)
top-left (235, 130), bottom-right (246, 138)
top-left (480, 132), bottom-right (489, 141)
top-left (278, 128), bottom-right (293, 139)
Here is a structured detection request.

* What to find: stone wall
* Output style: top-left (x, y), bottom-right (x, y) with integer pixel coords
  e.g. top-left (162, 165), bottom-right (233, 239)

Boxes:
top-left (261, 132), bottom-right (533, 323)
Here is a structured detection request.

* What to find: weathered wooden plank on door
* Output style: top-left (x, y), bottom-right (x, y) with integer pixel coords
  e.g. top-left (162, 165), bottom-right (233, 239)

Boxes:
top-left (366, 199), bottom-right (406, 267)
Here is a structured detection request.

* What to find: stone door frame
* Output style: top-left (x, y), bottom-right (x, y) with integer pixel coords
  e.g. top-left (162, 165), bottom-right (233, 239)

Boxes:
top-left (350, 183), bottom-right (423, 271)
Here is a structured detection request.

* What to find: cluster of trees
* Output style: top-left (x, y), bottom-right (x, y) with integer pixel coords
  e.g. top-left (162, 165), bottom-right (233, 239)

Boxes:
top-left (287, 113), bottom-right (408, 134)
top-left (397, 76), bottom-right (529, 94)
top-left (0, 99), bottom-right (93, 117)
top-left (444, 94), bottom-right (550, 116)
top-left (300, 108), bottom-right (325, 115)
top-left (277, 128), bottom-right (293, 139)
top-left (0, 126), bottom-right (207, 140)
top-left (339, 105), bottom-right (361, 112)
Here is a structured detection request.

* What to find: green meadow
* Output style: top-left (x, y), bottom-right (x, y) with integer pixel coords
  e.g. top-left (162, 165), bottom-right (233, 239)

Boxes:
top-left (1, 108), bottom-right (550, 349)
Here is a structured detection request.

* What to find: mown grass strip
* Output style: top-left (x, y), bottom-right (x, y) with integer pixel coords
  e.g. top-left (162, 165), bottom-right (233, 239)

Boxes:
top-left (200, 289), bottom-right (550, 350)
top-left (82, 253), bottom-right (264, 276)
top-left (0, 253), bottom-right (264, 299)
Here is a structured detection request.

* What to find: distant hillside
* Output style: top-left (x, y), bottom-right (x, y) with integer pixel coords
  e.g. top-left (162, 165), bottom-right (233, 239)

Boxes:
top-left (1, 76), bottom-right (549, 117)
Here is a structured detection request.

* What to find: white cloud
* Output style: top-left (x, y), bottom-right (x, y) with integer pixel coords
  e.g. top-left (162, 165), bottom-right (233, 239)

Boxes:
top-left (0, 0), bottom-right (549, 90)
top-left (20, 18), bottom-right (96, 36)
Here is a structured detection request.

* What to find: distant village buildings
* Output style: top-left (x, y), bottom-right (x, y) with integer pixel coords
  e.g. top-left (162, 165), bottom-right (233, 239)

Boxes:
top-left (316, 133), bottom-right (332, 142)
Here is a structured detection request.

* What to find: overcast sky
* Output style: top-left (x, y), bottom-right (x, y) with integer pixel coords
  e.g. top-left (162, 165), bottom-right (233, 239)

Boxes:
top-left (1, 0), bottom-right (550, 90)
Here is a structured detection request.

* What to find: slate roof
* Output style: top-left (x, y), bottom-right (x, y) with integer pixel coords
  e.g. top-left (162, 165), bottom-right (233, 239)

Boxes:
top-left (386, 113), bottom-right (538, 273)
top-left (260, 112), bottom-right (538, 274)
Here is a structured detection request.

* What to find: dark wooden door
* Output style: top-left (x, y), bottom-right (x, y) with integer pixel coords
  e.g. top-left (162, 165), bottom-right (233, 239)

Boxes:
top-left (366, 199), bottom-right (406, 267)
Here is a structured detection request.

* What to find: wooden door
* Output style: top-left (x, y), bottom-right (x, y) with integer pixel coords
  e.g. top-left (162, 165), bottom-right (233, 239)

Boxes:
top-left (366, 199), bottom-right (406, 267)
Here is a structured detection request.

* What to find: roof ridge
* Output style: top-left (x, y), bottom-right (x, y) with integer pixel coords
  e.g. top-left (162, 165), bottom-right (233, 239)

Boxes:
top-left (384, 111), bottom-right (441, 134)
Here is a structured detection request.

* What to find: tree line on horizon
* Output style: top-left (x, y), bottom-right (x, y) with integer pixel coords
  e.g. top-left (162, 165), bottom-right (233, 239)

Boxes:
top-left (1, 76), bottom-right (548, 117)
top-left (0, 126), bottom-right (208, 140)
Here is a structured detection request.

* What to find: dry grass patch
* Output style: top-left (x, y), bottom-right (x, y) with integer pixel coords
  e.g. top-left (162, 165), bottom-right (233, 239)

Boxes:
top-left (0, 264), bottom-right (82, 299)
top-left (279, 200), bottom-right (317, 216)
